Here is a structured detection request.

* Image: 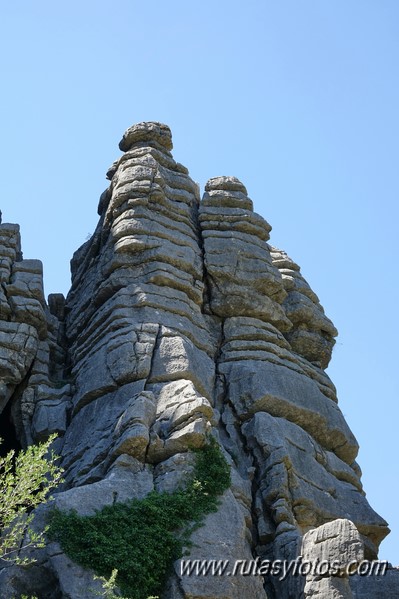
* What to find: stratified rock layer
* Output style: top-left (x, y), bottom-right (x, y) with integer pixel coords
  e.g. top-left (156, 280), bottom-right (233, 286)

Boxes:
top-left (0, 223), bottom-right (70, 451)
top-left (0, 122), bottom-right (391, 599)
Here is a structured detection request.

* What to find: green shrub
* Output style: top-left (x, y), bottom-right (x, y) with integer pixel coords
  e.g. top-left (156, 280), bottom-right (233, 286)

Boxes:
top-left (0, 434), bottom-right (63, 564)
top-left (48, 437), bottom-right (230, 599)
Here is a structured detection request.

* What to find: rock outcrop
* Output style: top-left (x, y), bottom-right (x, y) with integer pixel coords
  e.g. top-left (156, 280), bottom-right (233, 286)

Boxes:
top-left (301, 518), bottom-right (364, 598)
top-left (0, 122), bottom-right (394, 598)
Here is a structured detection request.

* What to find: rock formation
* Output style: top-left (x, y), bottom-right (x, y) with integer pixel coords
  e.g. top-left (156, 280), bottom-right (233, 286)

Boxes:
top-left (0, 122), bottom-right (397, 598)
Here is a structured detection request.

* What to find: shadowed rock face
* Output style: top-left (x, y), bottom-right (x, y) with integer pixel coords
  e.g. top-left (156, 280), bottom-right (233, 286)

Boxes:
top-left (0, 122), bottom-right (391, 599)
top-left (0, 224), bottom-right (70, 450)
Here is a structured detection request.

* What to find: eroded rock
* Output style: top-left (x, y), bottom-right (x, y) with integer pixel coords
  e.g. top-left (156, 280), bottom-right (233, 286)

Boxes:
top-left (0, 122), bottom-right (392, 599)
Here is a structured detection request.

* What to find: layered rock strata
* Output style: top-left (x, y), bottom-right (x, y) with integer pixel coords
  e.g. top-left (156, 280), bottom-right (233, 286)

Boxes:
top-left (0, 223), bottom-right (70, 452)
top-left (0, 122), bottom-right (392, 599)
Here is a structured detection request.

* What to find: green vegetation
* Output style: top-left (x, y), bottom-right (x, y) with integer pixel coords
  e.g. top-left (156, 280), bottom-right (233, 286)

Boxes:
top-left (48, 437), bottom-right (230, 599)
top-left (0, 433), bottom-right (63, 565)
top-left (93, 569), bottom-right (153, 599)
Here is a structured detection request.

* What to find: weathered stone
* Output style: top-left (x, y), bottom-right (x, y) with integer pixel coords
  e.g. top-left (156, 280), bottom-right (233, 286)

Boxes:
top-left (0, 121), bottom-right (394, 599)
top-left (174, 490), bottom-right (268, 599)
top-left (119, 121), bottom-right (173, 153)
top-left (227, 361), bottom-right (358, 463)
top-left (0, 561), bottom-right (62, 598)
top-left (0, 321), bottom-right (39, 414)
top-left (61, 381), bottom-right (147, 484)
top-left (199, 177), bottom-right (291, 329)
top-left (154, 451), bottom-right (196, 493)
top-left (350, 566), bottom-right (399, 598)
top-left (301, 519), bottom-right (364, 599)
top-left (243, 414), bottom-right (387, 556)
top-left (302, 519), bottom-right (364, 573)
top-left (47, 545), bottom-right (105, 599)
top-left (32, 399), bottom-right (69, 441)
top-left (270, 246), bottom-right (338, 368)
top-left (112, 391), bottom-right (156, 461)
top-left (51, 455), bottom-right (154, 516)
top-left (149, 334), bottom-right (215, 399)
top-left (304, 576), bottom-right (354, 598)
top-left (0, 321), bottom-right (38, 386)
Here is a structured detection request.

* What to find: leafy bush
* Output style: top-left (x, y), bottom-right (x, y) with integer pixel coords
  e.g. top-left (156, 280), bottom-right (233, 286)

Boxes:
top-left (48, 437), bottom-right (230, 599)
top-left (0, 433), bottom-right (63, 564)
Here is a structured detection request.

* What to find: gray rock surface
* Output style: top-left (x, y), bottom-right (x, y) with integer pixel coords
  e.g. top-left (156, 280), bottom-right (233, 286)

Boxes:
top-left (173, 490), bottom-right (266, 599)
top-left (350, 566), bottom-right (399, 598)
top-left (301, 519), bottom-right (363, 599)
top-left (0, 121), bottom-right (394, 599)
top-left (270, 247), bottom-right (337, 368)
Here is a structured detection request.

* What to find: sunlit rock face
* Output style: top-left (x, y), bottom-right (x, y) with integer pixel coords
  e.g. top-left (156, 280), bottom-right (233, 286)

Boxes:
top-left (0, 122), bottom-right (390, 599)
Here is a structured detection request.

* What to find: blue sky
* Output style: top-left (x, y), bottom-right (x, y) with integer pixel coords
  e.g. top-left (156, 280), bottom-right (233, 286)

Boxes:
top-left (1, 1), bottom-right (398, 563)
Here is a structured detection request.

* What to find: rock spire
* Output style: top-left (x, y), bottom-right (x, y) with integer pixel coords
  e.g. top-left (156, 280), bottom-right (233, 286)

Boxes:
top-left (0, 122), bottom-right (395, 599)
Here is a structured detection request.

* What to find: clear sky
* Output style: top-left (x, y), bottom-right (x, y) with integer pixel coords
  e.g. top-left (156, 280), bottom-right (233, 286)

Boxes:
top-left (1, 1), bottom-right (398, 564)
